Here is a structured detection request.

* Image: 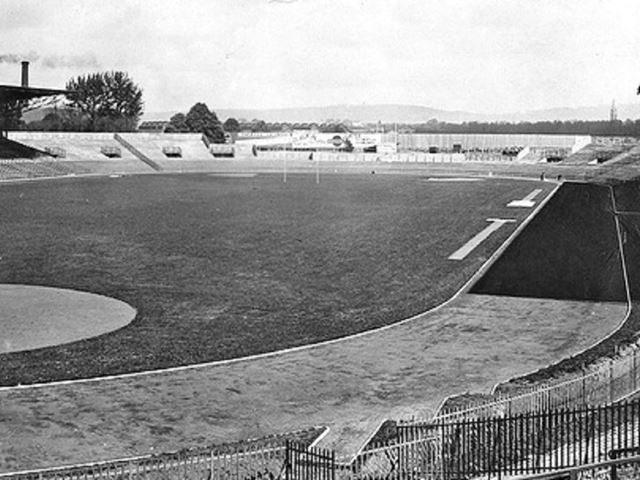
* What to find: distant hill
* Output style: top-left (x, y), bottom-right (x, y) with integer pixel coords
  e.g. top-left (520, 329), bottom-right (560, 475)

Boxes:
top-left (30, 103), bottom-right (640, 125)
top-left (143, 103), bottom-right (640, 124)
top-left (143, 104), bottom-right (488, 124)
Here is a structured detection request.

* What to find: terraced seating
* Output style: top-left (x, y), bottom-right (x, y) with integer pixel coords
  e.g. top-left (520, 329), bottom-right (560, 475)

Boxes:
top-left (563, 143), bottom-right (635, 165)
top-left (589, 145), bottom-right (640, 183)
top-left (118, 133), bottom-right (211, 162)
top-left (8, 132), bottom-right (141, 162)
top-left (0, 159), bottom-right (91, 180)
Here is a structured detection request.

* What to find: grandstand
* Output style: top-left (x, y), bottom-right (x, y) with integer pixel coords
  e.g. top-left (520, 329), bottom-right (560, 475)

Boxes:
top-left (6, 131), bottom-right (226, 175)
top-left (8, 132), bottom-right (140, 162)
top-left (0, 130), bottom-right (637, 179)
top-left (563, 138), bottom-right (640, 166)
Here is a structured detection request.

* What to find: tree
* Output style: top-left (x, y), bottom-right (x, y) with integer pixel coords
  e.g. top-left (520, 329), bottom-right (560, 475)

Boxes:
top-left (223, 117), bottom-right (240, 132)
top-left (343, 137), bottom-right (354, 152)
top-left (166, 113), bottom-right (190, 133)
top-left (0, 100), bottom-right (26, 131)
top-left (185, 103), bottom-right (225, 143)
top-left (65, 71), bottom-right (143, 131)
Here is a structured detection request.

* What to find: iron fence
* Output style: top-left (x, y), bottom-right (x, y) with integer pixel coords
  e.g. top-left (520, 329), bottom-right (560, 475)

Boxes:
top-left (433, 350), bottom-right (640, 423)
top-left (512, 454), bottom-right (640, 480)
top-left (350, 399), bottom-right (640, 480)
top-left (285, 441), bottom-right (334, 480)
top-left (0, 432), bottom-right (322, 480)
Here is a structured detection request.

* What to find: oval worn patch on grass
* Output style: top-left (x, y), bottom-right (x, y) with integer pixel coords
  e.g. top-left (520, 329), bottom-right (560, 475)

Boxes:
top-left (0, 285), bottom-right (136, 354)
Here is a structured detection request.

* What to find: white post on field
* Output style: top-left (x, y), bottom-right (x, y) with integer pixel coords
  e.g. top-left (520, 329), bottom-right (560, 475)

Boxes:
top-left (283, 145), bottom-right (287, 183)
top-left (315, 154), bottom-right (320, 184)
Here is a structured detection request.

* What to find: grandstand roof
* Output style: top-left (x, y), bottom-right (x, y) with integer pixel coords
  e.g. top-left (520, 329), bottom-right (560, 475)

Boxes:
top-left (0, 84), bottom-right (69, 103)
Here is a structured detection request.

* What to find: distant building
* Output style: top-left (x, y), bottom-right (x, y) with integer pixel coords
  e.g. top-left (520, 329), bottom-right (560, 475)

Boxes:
top-left (138, 121), bottom-right (170, 133)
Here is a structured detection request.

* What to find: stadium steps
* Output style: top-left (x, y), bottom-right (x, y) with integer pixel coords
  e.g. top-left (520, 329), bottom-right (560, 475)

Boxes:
top-left (114, 133), bottom-right (163, 171)
top-left (588, 145), bottom-right (640, 183)
top-left (563, 143), bottom-right (635, 165)
top-left (0, 137), bottom-right (52, 160)
top-left (0, 159), bottom-right (91, 180)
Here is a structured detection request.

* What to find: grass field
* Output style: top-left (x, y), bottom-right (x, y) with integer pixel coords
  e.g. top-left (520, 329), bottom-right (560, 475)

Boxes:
top-left (0, 173), bottom-right (552, 385)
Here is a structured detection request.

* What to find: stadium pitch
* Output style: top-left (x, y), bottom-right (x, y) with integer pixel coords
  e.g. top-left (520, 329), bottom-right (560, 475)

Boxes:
top-left (0, 171), bottom-right (630, 470)
top-left (0, 172), bottom-right (551, 386)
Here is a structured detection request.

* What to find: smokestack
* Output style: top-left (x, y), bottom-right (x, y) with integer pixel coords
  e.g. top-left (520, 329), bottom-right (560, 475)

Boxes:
top-left (21, 61), bottom-right (29, 87)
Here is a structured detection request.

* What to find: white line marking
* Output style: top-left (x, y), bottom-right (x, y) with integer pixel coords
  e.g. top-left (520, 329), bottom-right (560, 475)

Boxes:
top-left (507, 188), bottom-right (543, 208)
top-left (523, 189), bottom-right (543, 202)
top-left (448, 218), bottom-right (516, 261)
top-left (424, 177), bottom-right (484, 182)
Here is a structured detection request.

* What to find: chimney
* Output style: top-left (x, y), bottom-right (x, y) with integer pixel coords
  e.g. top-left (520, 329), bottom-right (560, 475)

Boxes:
top-left (21, 61), bottom-right (29, 87)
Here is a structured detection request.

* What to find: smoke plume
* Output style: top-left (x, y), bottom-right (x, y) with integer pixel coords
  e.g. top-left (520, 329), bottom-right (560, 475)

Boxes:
top-left (0, 51), bottom-right (39, 64)
top-left (41, 54), bottom-right (100, 69)
top-left (0, 52), bottom-right (100, 68)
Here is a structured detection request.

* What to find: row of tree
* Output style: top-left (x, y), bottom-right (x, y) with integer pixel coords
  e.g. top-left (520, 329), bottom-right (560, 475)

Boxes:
top-left (216, 117), bottom-right (640, 137)
top-left (391, 119), bottom-right (640, 137)
top-left (4, 71), bottom-right (227, 143)
top-left (225, 119), bottom-right (351, 133)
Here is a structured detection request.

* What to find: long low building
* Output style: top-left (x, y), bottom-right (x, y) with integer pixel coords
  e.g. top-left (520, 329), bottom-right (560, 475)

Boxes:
top-left (393, 133), bottom-right (591, 153)
top-left (237, 131), bottom-right (592, 160)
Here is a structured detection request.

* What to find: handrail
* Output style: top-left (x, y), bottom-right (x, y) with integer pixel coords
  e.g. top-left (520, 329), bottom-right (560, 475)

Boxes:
top-left (511, 454), bottom-right (640, 479)
top-left (113, 133), bottom-right (162, 171)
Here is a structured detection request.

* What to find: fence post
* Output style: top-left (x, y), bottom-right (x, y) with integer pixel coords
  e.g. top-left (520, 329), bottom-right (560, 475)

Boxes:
top-left (634, 349), bottom-right (638, 393)
top-left (331, 450), bottom-right (336, 480)
top-left (610, 360), bottom-right (615, 403)
top-left (580, 368), bottom-right (586, 408)
top-left (209, 446), bottom-right (215, 480)
top-left (285, 440), bottom-right (290, 480)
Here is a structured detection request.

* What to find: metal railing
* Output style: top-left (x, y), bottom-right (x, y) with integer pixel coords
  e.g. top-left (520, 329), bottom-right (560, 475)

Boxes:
top-left (114, 133), bottom-right (162, 171)
top-left (0, 431), bottom-right (326, 480)
top-left (348, 399), bottom-right (640, 480)
top-left (513, 454), bottom-right (640, 480)
top-left (285, 440), bottom-right (335, 480)
top-left (432, 350), bottom-right (640, 423)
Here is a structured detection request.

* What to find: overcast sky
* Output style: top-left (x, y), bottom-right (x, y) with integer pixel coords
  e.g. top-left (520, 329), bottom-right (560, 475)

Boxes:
top-left (0, 0), bottom-right (638, 115)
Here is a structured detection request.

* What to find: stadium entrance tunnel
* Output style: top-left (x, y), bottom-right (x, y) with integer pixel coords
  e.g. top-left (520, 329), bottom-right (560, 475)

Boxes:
top-left (0, 284), bottom-right (136, 354)
top-left (471, 182), bottom-right (627, 302)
